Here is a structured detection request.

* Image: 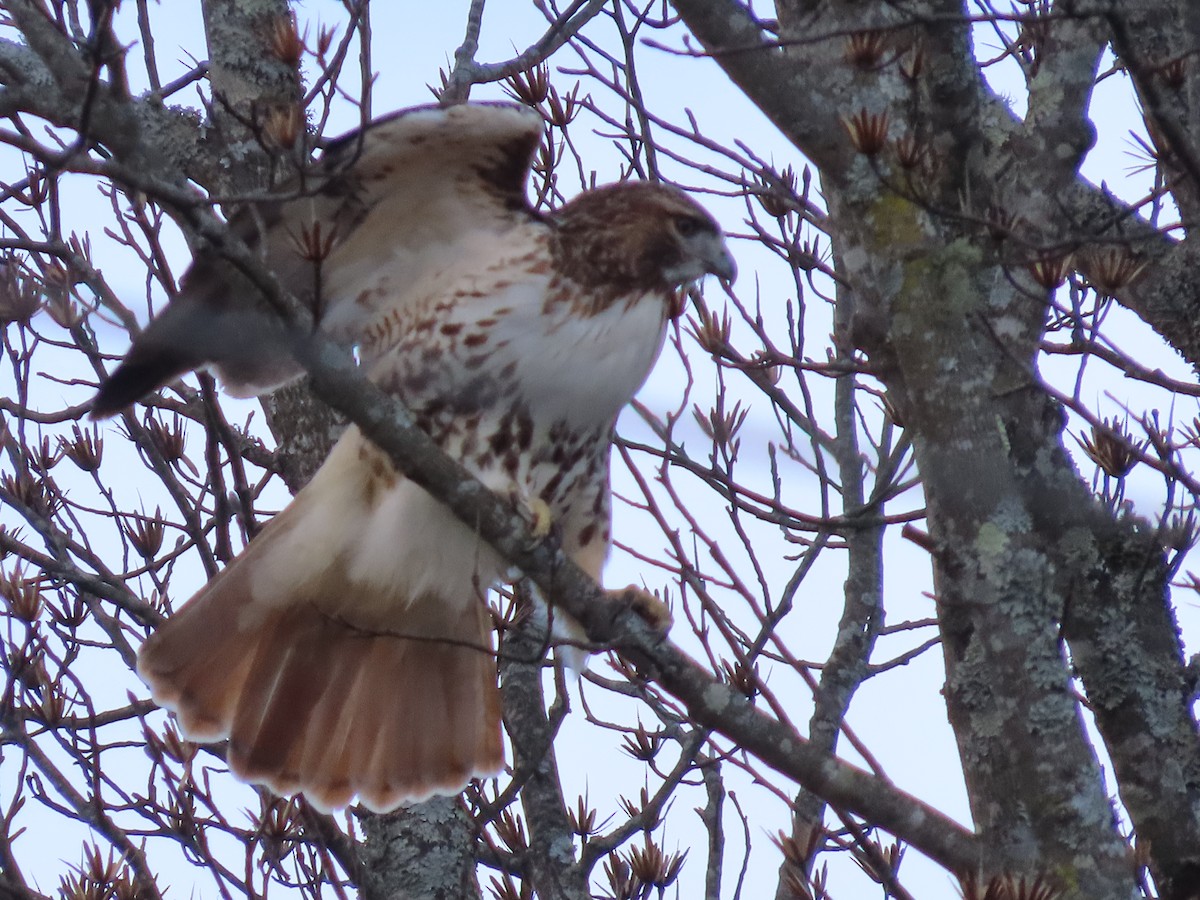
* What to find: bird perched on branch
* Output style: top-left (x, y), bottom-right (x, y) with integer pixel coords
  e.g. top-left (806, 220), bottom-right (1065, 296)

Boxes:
top-left (92, 102), bottom-right (735, 811)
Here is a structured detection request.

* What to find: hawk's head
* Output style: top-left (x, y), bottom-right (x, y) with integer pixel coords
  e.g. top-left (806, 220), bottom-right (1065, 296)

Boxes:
top-left (552, 182), bottom-right (735, 307)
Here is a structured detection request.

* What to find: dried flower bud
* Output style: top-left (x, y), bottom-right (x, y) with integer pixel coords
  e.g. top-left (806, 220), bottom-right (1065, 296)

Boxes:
top-left (493, 808), bottom-right (528, 854)
top-left (43, 287), bottom-right (84, 328)
top-left (124, 508), bottom-right (166, 559)
top-left (1026, 252), bottom-right (1074, 290)
top-left (957, 873), bottom-right (1063, 900)
top-left (772, 825), bottom-right (824, 869)
top-left (316, 24), bottom-right (336, 60)
top-left (721, 658), bottom-right (759, 698)
top-left (627, 836), bottom-right (686, 891)
top-left (264, 103), bottom-right (305, 150)
top-left (39, 687), bottom-right (64, 725)
top-left (605, 652), bottom-right (639, 682)
top-left (83, 844), bottom-right (124, 888)
top-left (255, 797), bottom-right (303, 864)
top-left (603, 854), bottom-right (633, 900)
top-left (1159, 55), bottom-right (1187, 89)
top-left (0, 262), bottom-right (41, 326)
top-left (67, 231), bottom-right (91, 262)
top-left (9, 641), bottom-right (50, 694)
top-left (621, 722), bottom-right (664, 761)
top-left (159, 720), bottom-right (197, 765)
top-left (1, 564), bottom-right (43, 623)
top-left (61, 424), bottom-right (104, 472)
top-left (618, 786), bottom-right (658, 826)
top-left (532, 137), bottom-right (560, 179)
top-left (1082, 245), bottom-right (1145, 295)
top-left (694, 400), bottom-right (748, 450)
top-left (487, 873), bottom-right (524, 900)
top-left (686, 306), bottom-right (731, 355)
top-left (166, 788), bottom-right (199, 834)
top-left (1, 469), bottom-right (57, 518)
top-left (112, 871), bottom-right (149, 900)
top-left (751, 165), bottom-right (798, 218)
top-left (143, 413), bottom-right (187, 465)
top-left (844, 30), bottom-right (888, 70)
top-left (289, 219), bottom-right (339, 263)
top-left (792, 238), bottom-right (824, 273)
top-left (1075, 418), bottom-right (1143, 478)
top-left (58, 872), bottom-right (89, 900)
top-left (853, 837), bottom-right (904, 883)
top-left (51, 590), bottom-right (89, 629)
top-left (149, 588), bottom-right (170, 614)
top-left (842, 109), bottom-right (889, 156)
top-left (24, 167), bottom-right (47, 206)
top-left (505, 64), bottom-right (551, 105)
top-left (268, 11), bottom-right (305, 67)
top-left (542, 82), bottom-right (581, 128)
top-left (1162, 512), bottom-right (1199, 553)
top-left (568, 794), bottom-right (598, 838)
top-left (880, 392), bottom-right (905, 428)
top-left (891, 133), bottom-right (927, 171)
top-left (428, 68), bottom-right (451, 101)
top-left (28, 434), bottom-right (61, 472)
top-left (984, 203), bottom-right (1021, 243)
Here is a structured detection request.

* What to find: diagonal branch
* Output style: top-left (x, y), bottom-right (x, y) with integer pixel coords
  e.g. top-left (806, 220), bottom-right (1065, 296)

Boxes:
top-left (286, 333), bottom-right (982, 875)
top-left (67, 124), bottom-right (981, 875)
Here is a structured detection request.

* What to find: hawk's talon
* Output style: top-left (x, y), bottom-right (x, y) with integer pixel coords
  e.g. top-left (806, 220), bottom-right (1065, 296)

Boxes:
top-left (514, 495), bottom-right (554, 549)
top-left (605, 585), bottom-right (673, 634)
top-left (527, 497), bottom-right (553, 539)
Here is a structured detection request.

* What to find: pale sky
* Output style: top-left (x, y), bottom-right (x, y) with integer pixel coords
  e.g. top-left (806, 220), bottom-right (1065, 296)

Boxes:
top-left (3, 4), bottom-right (1194, 898)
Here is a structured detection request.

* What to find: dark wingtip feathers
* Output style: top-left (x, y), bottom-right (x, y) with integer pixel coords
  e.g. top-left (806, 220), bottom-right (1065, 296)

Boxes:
top-left (90, 347), bottom-right (195, 419)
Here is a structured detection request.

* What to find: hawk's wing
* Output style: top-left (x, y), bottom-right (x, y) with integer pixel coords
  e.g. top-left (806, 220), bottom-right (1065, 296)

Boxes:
top-left (91, 102), bottom-right (544, 416)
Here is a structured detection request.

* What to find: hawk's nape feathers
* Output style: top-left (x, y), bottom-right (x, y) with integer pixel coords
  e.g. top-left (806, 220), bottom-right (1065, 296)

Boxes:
top-left (97, 102), bottom-right (734, 811)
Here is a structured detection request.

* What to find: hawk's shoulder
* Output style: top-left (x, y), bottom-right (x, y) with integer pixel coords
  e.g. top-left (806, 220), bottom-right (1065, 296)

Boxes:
top-left (322, 103), bottom-right (543, 218)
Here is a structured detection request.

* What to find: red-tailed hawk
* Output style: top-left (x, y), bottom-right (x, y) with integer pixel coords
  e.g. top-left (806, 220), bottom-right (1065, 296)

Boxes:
top-left (92, 102), bottom-right (734, 811)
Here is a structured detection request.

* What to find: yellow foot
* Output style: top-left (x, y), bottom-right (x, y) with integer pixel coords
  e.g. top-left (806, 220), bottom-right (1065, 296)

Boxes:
top-left (605, 585), bottom-right (673, 634)
top-left (526, 497), bottom-right (553, 539)
top-left (512, 494), bottom-right (554, 549)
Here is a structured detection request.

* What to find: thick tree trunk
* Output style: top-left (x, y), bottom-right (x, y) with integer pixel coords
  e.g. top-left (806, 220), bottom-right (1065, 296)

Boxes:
top-left (358, 801), bottom-right (481, 900)
top-left (668, 0), bottom-right (1200, 895)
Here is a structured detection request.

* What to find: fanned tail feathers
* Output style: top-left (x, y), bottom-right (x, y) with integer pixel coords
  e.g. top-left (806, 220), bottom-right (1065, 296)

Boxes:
top-left (137, 434), bottom-right (504, 810)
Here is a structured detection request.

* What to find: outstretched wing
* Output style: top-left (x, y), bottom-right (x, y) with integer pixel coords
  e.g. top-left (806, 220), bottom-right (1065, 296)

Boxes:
top-left (91, 102), bottom-right (544, 416)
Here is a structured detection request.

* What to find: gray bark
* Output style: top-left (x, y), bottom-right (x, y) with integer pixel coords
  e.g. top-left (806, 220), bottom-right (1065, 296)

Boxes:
top-left (497, 599), bottom-right (591, 900)
top-left (670, 0), bottom-right (1200, 896)
top-left (358, 801), bottom-right (481, 900)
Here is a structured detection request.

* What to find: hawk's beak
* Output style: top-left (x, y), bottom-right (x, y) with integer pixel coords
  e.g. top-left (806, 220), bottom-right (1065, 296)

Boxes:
top-left (703, 236), bottom-right (737, 283)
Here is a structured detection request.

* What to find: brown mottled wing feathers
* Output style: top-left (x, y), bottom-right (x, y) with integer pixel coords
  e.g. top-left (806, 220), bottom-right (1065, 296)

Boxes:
top-left (92, 103), bottom-right (543, 416)
top-left (320, 103), bottom-right (539, 213)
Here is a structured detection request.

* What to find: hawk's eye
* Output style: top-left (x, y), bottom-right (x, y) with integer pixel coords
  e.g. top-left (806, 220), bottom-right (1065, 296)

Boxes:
top-left (675, 216), bottom-right (707, 238)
